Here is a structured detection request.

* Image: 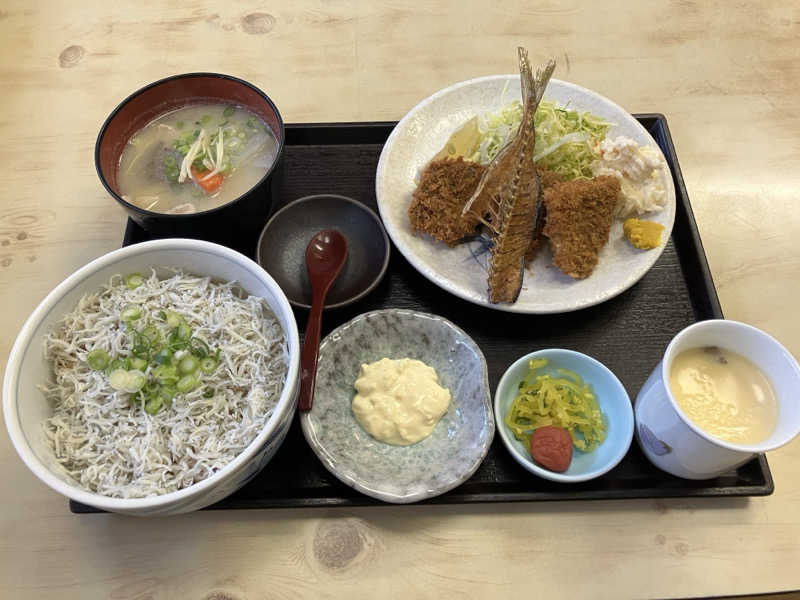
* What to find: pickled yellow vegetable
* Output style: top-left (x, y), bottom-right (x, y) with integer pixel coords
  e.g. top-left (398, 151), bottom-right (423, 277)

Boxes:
top-left (505, 358), bottom-right (606, 451)
top-left (623, 218), bottom-right (664, 250)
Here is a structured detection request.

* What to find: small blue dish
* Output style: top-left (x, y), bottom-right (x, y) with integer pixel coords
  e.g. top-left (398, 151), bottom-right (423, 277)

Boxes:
top-left (494, 349), bottom-right (633, 483)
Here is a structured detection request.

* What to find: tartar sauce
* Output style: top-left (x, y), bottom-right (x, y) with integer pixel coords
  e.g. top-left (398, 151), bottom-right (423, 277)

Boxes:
top-left (352, 358), bottom-right (451, 446)
top-left (591, 135), bottom-right (666, 217)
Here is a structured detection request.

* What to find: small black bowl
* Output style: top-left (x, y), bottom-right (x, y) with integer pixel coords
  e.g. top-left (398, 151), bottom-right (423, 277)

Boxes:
top-left (257, 195), bottom-right (390, 309)
top-left (95, 72), bottom-right (284, 243)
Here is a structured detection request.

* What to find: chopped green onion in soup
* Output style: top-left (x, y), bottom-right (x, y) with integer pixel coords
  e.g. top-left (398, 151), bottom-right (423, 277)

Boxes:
top-left (117, 103), bottom-right (279, 214)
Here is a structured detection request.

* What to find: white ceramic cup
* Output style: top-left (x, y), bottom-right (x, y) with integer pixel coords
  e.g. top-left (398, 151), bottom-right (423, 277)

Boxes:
top-left (634, 319), bottom-right (800, 479)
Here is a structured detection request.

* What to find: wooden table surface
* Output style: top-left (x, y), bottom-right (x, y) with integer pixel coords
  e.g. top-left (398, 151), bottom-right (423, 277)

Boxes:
top-left (1, 2), bottom-right (799, 598)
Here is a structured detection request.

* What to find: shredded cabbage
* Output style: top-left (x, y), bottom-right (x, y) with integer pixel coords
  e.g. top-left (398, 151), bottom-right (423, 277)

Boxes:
top-left (504, 358), bottom-right (606, 452)
top-left (468, 95), bottom-right (613, 180)
top-left (467, 85), bottom-right (523, 164)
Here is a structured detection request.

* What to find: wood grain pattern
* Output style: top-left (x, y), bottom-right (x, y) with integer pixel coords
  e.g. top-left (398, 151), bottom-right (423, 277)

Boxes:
top-left (1, 1), bottom-right (799, 598)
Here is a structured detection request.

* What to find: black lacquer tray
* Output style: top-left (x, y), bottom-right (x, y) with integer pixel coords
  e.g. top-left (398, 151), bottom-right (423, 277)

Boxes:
top-left (70, 116), bottom-right (773, 513)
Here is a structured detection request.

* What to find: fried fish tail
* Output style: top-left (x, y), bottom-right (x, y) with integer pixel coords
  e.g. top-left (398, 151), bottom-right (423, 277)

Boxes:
top-left (478, 48), bottom-right (555, 303)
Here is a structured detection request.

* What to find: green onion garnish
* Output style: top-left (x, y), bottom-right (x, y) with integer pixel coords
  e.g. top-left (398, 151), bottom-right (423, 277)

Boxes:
top-left (120, 304), bottom-right (142, 322)
top-left (86, 348), bottom-right (110, 371)
top-left (178, 355), bottom-right (199, 375)
top-left (125, 273), bottom-right (144, 290)
top-left (152, 348), bottom-right (173, 365)
top-left (165, 310), bottom-right (183, 329)
top-left (108, 369), bottom-right (146, 393)
top-left (199, 357), bottom-right (218, 374)
top-left (190, 337), bottom-right (210, 358)
top-left (140, 325), bottom-right (160, 345)
top-left (108, 369), bottom-right (129, 390)
top-left (176, 374), bottom-right (198, 393)
top-left (153, 364), bottom-right (179, 385)
top-left (144, 397), bottom-right (163, 415)
top-left (109, 357), bottom-right (131, 372)
top-left (176, 323), bottom-right (191, 340)
top-left (96, 303), bottom-right (224, 412)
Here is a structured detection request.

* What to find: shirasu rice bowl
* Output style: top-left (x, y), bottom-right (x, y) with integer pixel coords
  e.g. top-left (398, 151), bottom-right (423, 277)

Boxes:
top-left (39, 269), bottom-right (288, 499)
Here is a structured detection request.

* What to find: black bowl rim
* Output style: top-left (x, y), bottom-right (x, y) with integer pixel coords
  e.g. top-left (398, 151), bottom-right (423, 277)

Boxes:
top-left (256, 194), bottom-right (391, 310)
top-left (94, 71), bottom-right (285, 220)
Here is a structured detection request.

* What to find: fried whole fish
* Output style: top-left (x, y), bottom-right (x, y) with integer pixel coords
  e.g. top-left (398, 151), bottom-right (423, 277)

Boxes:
top-left (462, 48), bottom-right (556, 303)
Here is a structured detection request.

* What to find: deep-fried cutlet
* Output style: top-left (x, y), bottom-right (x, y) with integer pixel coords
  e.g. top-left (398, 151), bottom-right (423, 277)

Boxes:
top-left (536, 164), bottom-right (564, 191)
top-left (408, 157), bottom-right (486, 246)
top-left (542, 175), bottom-right (620, 279)
top-left (524, 164), bottom-right (563, 265)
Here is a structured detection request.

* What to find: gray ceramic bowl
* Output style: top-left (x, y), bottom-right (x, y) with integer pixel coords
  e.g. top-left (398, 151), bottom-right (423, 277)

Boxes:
top-left (256, 194), bottom-right (390, 309)
top-left (300, 309), bottom-right (494, 503)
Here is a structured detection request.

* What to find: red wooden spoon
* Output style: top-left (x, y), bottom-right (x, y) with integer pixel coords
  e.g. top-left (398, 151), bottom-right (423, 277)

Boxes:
top-left (297, 229), bottom-right (348, 412)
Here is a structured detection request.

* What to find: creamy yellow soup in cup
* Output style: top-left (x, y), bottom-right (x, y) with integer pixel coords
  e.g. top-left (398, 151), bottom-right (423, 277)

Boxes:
top-left (634, 319), bottom-right (800, 479)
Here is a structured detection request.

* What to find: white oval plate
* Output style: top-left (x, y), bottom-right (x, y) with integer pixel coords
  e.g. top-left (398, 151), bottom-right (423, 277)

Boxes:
top-left (375, 75), bottom-right (676, 314)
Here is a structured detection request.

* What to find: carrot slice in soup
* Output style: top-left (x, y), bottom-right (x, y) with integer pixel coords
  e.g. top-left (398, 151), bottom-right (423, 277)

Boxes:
top-left (190, 166), bottom-right (223, 193)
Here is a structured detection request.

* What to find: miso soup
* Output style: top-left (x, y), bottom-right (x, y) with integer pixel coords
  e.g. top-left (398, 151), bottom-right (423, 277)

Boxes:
top-left (118, 104), bottom-right (278, 214)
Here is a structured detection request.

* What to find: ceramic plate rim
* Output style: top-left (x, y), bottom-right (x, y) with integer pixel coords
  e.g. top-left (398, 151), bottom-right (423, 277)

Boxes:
top-left (375, 74), bottom-right (677, 314)
top-left (299, 308), bottom-right (495, 503)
